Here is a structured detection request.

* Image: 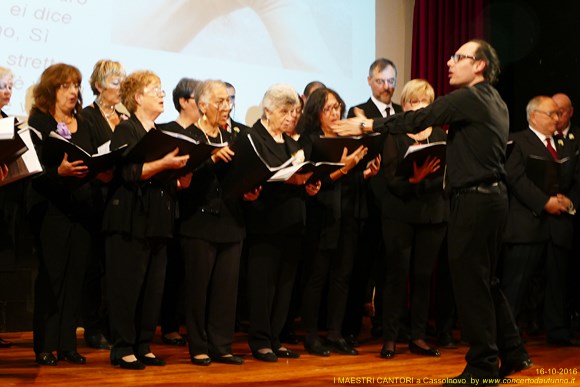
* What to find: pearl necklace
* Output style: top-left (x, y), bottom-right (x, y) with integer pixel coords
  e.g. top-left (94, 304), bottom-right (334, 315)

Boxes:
top-left (96, 98), bottom-right (116, 118)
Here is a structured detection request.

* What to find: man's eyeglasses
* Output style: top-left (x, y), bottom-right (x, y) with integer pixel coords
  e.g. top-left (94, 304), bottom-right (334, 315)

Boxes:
top-left (373, 78), bottom-right (396, 88)
top-left (450, 54), bottom-right (478, 63)
top-left (534, 110), bottom-right (561, 119)
top-left (60, 82), bottom-right (80, 91)
top-left (322, 103), bottom-right (342, 114)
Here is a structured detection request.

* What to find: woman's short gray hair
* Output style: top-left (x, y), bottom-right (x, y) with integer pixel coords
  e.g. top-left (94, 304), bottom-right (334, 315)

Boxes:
top-left (261, 84), bottom-right (299, 118)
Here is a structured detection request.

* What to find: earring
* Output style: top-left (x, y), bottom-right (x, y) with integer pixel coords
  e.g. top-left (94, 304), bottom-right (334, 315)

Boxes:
top-left (202, 113), bottom-right (207, 121)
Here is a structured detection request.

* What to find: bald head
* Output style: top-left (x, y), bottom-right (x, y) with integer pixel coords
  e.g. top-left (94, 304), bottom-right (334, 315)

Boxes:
top-left (552, 93), bottom-right (574, 131)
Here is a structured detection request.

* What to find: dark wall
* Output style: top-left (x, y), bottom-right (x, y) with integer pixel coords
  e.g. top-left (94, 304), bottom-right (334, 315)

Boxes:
top-left (489, 0), bottom-right (580, 132)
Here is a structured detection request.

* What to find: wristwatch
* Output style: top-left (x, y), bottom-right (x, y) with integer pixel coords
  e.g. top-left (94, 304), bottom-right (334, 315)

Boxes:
top-left (359, 121), bottom-right (366, 132)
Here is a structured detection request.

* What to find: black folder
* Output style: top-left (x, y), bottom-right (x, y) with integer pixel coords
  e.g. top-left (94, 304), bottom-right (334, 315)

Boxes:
top-left (268, 161), bottom-right (344, 183)
top-left (218, 133), bottom-right (294, 198)
top-left (0, 132), bottom-right (28, 166)
top-left (525, 153), bottom-right (578, 195)
top-left (0, 127), bottom-right (43, 187)
top-left (396, 141), bottom-right (446, 177)
top-left (42, 132), bottom-right (127, 173)
top-left (122, 128), bottom-right (225, 182)
top-left (310, 132), bottom-right (385, 168)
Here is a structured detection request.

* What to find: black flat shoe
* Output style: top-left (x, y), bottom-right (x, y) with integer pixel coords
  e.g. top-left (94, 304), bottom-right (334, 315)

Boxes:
top-left (274, 348), bottom-right (300, 358)
top-left (499, 357), bottom-right (533, 378)
top-left (161, 335), bottom-right (186, 346)
top-left (380, 343), bottom-right (395, 359)
top-left (58, 351), bottom-right (86, 364)
top-left (138, 356), bottom-right (166, 366)
top-left (253, 351), bottom-right (278, 362)
top-left (304, 340), bottom-right (330, 357)
top-left (111, 357), bottom-right (146, 370)
top-left (409, 341), bottom-right (440, 357)
top-left (36, 352), bottom-right (58, 366)
top-left (190, 356), bottom-right (211, 366)
top-left (326, 337), bottom-right (358, 355)
top-left (211, 355), bottom-right (244, 365)
top-left (84, 333), bottom-right (112, 350)
top-left (0, 337), bottom-right (13, 348)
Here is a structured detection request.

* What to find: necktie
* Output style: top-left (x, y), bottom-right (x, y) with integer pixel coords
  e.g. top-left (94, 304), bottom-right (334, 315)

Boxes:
top-left (545, 138), bottom-right (558, 160)
top-left (385, 107), bottom-right (392, 117)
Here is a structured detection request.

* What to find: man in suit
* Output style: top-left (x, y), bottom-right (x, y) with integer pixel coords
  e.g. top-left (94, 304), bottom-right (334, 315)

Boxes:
top-left (342, 58), bottom-right (403, 344)
top-left (333, 39), bottom-right (531, 386)
top-left (552, 93), bottom-right (579, 143)
top-left (225, 82), bottom-right (250, 137)
top-left (552, 93), bottom-right (580, 339)
top-left (502, 95), bottom-right (580, 347)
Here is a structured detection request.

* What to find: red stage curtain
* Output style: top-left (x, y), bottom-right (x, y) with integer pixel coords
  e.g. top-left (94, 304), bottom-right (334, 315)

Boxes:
top-left (411, 0), bottom-right (489, 97)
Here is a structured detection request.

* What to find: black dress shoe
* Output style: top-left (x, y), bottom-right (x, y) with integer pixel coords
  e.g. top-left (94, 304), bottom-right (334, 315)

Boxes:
top-left (326, 337), bottom-right (358, 355)
top-left (344, 334), bottom-right (360, 348)
top-left (161, 335), bottom-right (186, 346)
top-left (111, 357), bottom-right (146, 370)
top-left (190, 356), bottom-right (211, 366)
top-left (443, 371), bottom-right (499, 386)
top-left (304, 340), bottom-right (330, 357)
top-left (58, 351), bottom-right (86, 364)
top-left (0, 337), bottom-right (13, 348)
top-left (409, 341), bottom-right (440, 357)
top-left (84, 333), bottom-right (112, 350)
top-left (253, 351), bottom-right (278, 362)
top-left (36, 352), bottom-right (58, 366)
top-left (211, 354), bottom-right (244, 365)
top-left (380, 343), bottom-right (395, 359)
top-left (274, 348), bottom-right (300, 358)
top-left (138, 356), bottom-right (166, 366)
top-left (499, 357), bottom-right (533, 378)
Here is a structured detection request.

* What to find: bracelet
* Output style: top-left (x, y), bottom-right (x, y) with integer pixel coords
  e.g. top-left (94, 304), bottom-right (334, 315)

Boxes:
top-left (339, 168), bottom-right (348, 175)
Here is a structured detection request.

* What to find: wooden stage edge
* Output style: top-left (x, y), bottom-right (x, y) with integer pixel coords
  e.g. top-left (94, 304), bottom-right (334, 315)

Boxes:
top-left (0, 325), bottom-right (578, 386)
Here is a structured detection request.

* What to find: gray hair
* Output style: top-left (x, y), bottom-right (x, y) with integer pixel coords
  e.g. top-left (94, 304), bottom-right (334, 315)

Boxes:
top-left (526, 95), bottom-right (551, 122)
top-left (260, 83), bottom-right (299, 118)
top-left (194, 80), bottom-right (227, 107)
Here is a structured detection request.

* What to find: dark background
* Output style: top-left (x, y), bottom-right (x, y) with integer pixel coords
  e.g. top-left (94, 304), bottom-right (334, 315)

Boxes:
top-left (489, 0), bottom-right (580, 132)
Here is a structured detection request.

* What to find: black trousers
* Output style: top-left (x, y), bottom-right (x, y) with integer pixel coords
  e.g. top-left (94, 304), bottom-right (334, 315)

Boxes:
top-left (381, 219), bottom-right (446, 341)
top-left (81, 234), bottom-right (108, 337)
top-left (105, 233), bottom-right (167, 360)
top-left (502, 242), bottom-right (571, 341)
top-left (302, 216), bottom-right (359, 342)
top-left (159, 238), bottom-right (184, 335)
top-left (246, 234), bottom-right (300, 353)
top-left (448, 187), bottom-right (523, 378)
top-left (33, 207), bottom-right (89, 354)
top-left (182, 238), bottom-right (242, 357)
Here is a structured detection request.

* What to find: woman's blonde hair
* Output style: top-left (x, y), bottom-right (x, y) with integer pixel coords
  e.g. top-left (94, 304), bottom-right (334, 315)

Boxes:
top-left (399, 79), bottom-right (435, 105)
top-left (120, 70), bottom-right (160, 114)
top-left (89, 59), bottom-right (126, 96)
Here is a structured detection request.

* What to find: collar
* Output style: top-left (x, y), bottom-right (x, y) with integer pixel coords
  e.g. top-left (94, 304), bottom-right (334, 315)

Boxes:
top-left (529, 126), bottom-right (554, 145)
top-left (370, 95), bottom-right (392, 117)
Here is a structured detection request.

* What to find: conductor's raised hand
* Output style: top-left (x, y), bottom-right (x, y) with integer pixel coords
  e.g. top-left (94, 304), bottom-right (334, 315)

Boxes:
top-left (57, 152), bottom-right (89, 178)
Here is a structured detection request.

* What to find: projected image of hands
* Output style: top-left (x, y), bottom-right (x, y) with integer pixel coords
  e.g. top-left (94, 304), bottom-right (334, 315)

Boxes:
top-left (114, 0), bottom-right (351, 75)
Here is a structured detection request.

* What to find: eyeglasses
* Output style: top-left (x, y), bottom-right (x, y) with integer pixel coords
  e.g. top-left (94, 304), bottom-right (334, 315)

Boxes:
top-left (373, 77), bottom-right (397, 88)
top-left (450, 54), bottom-right (478, 63)
top-left (322, 103), bottom-right (342, 114)
top-left (144, 87), bottom-right (165, 97)
top-left (106, 78), bottom-right (123, 89)
top-left (0, 82), bottom-right (13, 91)
top-left (212, 99), bottom-right (231, 110)
top-left (407, 98), bottom-right (431, 107)
top-left (59, 82), bottom-right (80, 91)
top-left (534, 110), bottom-right (561, 119)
